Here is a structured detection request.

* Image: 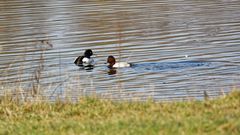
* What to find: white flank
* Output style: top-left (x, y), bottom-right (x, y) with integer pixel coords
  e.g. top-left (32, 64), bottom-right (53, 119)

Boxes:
top-left (113, 62), bottom-right (130, 68)
top-left (82, 57), bottom-right (94, 65)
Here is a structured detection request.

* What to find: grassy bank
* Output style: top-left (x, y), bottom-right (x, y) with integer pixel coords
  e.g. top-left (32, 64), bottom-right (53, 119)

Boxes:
top-left (0, 91), bottom-right (239, 135)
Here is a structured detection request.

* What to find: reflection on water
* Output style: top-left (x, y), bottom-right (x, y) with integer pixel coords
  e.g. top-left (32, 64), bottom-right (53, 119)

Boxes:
top-left (108, 69), bottom-right (117, 75)
top-left (0, 0), bottom-right (240, 101)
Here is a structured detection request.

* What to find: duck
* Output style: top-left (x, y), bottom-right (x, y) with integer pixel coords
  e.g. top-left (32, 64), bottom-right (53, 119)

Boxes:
top-left (107, 55), bottom-right (131, 68)
top-left (74, 49), bottom-right (94, 66)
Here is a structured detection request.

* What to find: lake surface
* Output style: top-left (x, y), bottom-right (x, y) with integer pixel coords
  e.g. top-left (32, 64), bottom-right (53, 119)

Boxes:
top-left (0, 0), bottom-right (240, 101)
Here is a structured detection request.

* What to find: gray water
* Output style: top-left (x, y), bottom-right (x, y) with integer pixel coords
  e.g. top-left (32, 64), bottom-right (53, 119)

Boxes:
top-left (0, 0), bottom-right (240, 101)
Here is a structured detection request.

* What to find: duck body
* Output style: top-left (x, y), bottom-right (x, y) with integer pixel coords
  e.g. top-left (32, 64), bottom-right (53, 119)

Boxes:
top-left (74, 49), bottom-right (94, 66)
top-left (107, 55), bottom-right (131, 68)
top-left (112, 62), bottom-right (131, 68)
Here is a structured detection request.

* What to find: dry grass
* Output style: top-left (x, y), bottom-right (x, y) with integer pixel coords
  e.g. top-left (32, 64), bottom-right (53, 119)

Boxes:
top-left (0, 90), bottom-right (239, 135)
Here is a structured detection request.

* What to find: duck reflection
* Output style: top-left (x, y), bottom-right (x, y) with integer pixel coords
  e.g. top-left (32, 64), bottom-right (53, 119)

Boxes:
top-left (78, 65), bottom-right (94, 71)
top-left (108, 68), bottom-right (117, 75)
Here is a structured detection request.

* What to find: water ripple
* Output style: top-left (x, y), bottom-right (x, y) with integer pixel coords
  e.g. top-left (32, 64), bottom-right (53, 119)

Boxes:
top-left (0, 0), bottom-right (240, 101)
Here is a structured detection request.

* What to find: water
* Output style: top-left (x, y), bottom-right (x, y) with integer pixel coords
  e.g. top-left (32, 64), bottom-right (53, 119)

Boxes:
top-left (0, 0), bottom-right (240, 101)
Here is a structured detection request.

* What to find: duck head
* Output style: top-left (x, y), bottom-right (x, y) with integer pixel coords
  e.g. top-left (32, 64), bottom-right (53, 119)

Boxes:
top-left (107, 55), bottom-right (116, 68)
top-left (84, 49), bottom-right (93, 58)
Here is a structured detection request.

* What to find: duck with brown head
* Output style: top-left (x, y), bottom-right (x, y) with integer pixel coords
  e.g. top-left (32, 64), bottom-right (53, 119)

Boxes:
top-left (107, 55), bottom-right (131, 68)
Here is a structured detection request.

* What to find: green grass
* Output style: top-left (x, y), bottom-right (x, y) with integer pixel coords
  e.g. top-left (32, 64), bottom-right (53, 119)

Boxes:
top-left (0, 91), bottom-right (239, 135)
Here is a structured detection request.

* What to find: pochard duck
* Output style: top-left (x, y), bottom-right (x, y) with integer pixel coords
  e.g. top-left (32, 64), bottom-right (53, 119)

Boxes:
top-left (74, 49), bottom-right (94, 66)
top-left (107, 55), bottom-right (131, 68)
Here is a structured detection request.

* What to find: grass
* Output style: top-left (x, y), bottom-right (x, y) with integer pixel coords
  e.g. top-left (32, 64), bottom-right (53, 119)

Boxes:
top-left (0, 91), bottom-right (239, 135)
